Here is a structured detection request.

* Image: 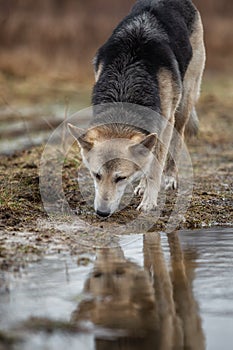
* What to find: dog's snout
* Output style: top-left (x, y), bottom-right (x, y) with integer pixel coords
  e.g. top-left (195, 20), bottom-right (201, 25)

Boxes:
top-left (96, 210), bottom-right (111, 218)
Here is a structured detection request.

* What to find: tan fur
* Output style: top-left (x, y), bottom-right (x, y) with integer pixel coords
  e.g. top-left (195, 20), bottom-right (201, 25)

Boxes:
top-left (86, 125), bottom-right (145, 143)
top-left (178, 12), bottom-right (205, 133)
top-left (165, 12), bottom-right (206, 187)
top-left (145, 68), bottom-right (182, 195)
top-left (158, 68), bottom-right (181, 120)
top-left (135, 68), bottom-right (182, 208)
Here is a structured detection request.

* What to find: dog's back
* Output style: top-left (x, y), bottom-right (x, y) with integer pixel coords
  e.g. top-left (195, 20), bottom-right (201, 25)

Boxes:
top-left (92, 0), bottom-right (198, 113)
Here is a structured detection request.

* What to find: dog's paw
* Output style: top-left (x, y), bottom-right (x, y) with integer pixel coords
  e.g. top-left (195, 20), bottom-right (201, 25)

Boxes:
top-left (137, 200), bottom-right (157, 212)
top-left (134, 178), bottom-right (146, 196)
top-left (164, 175), bottom-right (177, 190)
top-left (134, 184), bottom-right (145, 196)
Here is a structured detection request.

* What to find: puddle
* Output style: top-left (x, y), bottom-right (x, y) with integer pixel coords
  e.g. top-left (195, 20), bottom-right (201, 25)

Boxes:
top-left (0, 228), bottom-right (233, 349)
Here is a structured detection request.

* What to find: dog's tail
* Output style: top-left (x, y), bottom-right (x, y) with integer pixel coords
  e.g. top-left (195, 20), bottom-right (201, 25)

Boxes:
top-left (185, 107), bottom-right (199, 137)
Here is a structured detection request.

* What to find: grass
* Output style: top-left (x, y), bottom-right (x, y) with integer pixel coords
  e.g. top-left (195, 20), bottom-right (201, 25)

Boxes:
top-left (0, 73), bottom-right (232, 269)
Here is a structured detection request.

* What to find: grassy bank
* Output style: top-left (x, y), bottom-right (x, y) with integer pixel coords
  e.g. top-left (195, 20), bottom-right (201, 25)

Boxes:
top-left (0, 74), bottom-right (232, 268)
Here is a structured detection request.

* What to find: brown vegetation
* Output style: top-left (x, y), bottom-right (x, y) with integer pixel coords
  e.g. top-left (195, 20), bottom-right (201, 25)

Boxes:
top-left (0, 0), bottom-right (232, 81)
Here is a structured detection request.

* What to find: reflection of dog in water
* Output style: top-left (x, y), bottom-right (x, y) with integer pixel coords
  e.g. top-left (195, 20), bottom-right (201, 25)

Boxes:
top-left (68, 0), bottom-right (205, 217)
top-left (71, 232), bottom-right (205, 349)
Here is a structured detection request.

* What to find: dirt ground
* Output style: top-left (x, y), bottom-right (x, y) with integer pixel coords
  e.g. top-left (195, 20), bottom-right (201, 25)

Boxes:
top-left (0, 73), bottom-right (232, 269)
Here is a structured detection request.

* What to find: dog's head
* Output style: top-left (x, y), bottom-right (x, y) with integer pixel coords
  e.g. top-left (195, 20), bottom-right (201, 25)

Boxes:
top-left (68, 123), bottom-right (157, 217)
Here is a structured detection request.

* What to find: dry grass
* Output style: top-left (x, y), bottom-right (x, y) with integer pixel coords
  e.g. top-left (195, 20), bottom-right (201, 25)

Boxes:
top-left (0, 1), bottom-right (131, 82)
top-left (0, 0), bottom-right (232, 81)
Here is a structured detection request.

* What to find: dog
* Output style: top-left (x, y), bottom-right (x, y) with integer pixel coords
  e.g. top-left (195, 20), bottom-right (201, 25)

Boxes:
top-left (68, 0), bottom-right (205, 217)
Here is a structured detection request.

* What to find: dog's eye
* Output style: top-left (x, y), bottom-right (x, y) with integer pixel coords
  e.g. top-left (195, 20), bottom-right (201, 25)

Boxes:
top-left (94, 173), bottom-right (101, 181)
top-left (115, 176), bottom-right (127, 183)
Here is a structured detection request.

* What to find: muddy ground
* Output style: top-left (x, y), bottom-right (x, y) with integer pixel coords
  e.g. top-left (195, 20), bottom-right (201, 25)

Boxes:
top-left (0, 73), bottom-right (232, 269)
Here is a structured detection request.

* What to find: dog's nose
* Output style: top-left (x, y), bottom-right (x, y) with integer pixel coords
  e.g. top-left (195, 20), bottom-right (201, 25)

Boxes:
top-left (96, 210), bottom-right (111, 218)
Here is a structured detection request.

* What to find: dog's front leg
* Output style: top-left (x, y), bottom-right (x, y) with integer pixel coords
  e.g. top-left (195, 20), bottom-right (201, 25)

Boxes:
top-left (137, 179), bottom-right (158, 212)
top-left (134, 176), bottom-right (146, 196)
top-left (137, 119), bottom-right (174, 212)
top-left (137, 159), bottom-right (161, 212)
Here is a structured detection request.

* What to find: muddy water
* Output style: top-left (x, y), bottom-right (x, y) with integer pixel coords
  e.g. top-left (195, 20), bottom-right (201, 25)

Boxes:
top-left (0, 228), bottom-right (233, 349)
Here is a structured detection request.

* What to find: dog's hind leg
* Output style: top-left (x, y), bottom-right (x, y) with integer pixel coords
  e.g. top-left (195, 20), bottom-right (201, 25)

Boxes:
top-left (185, 106), bottom-right (199, 137)
top-left (165, 12), bottom-right (206, 190)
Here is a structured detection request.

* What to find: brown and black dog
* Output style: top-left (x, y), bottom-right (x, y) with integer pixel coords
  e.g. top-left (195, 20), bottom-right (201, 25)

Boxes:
top-left (69, 0), bottom-right (205, 217)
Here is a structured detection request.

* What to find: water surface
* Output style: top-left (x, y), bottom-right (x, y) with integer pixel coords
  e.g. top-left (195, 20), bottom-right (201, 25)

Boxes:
top-left (0, 228), bottom-right (233, 349)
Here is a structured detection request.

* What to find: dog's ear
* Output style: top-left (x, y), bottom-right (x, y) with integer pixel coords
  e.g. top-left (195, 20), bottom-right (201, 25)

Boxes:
top-left (140, 133), bottom-right (157, 150)
top-left (67, 123), bottom-right (93, 151)
top-left (129, 133), bottom-right (157, 156)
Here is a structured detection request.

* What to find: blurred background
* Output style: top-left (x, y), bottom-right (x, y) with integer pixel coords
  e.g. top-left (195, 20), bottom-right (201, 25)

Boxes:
top-left (0, 0), bottom-right (232, 154)
top-left (0, 0), bottom-right (232, 80)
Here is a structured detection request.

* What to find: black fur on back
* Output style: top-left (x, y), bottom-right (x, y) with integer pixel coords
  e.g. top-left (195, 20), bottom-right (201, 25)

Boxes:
top-left (92, 0), bottom-right (197, 113)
